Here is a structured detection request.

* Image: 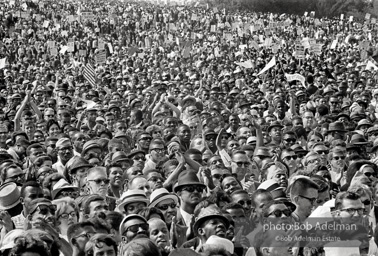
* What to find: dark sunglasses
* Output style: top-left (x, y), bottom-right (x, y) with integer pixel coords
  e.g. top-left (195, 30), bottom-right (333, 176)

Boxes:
top-left (362, 199), bottom-right (371, 206)
top-left (88, 178), bottom-right (110, 185)
top-left (315, 150), bottom-right (329, 155)
top-left (284, 138), bottom-right (296, 143)
top-left (238, 200), bottom-right (252, 206)
top-left (181, 185), bottom-right (204, 193)
top-left (269, 209), bottom-right (292, 217)
top-left (157, 203), bottom-right (177, 211)
top-left (284, 155), bottom-right (298, 161)
top-left (139, 137), bottom-right (152, 141)
top-left (35, 204), bottom-right (56, 215)
top-left (133, 156), bottom-right (146, 161)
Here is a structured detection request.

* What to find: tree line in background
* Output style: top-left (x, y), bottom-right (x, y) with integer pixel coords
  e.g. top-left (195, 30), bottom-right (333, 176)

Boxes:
top-left (200, 0), bottom-right (378, 20)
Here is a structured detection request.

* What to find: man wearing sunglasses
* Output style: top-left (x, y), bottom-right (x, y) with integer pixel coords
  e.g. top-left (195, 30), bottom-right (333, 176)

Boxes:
top-left (290, 177), bottom-right (319, 222)
top-left (174, 170), bottom-right (206, 240)
top-left (86, 167), bottom-right (110, 198)
top-left (119, 214), bottom-right (149, 244)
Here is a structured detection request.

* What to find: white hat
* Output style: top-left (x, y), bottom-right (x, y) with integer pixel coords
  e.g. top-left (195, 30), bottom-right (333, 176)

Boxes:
top-left (149, 188), bottom-right (179, 208)
top-left (205, 235), bottom-right (234, 254)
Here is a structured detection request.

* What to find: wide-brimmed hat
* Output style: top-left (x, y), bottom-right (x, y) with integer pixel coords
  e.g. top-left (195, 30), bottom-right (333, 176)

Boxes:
top-left (149, 188), bottom-right (179, 207)
top-left (0, 182), bottom-right (20, 210)
top-left (238, 100), bottom-right (252, 109)
top-left (111, 151), bottom-right (133, 164)
top-left (82, 140), bottom-right (101, 155)
top-left (356, 119), bottom-right (373, 130)
top-left (336, 112), bottom-right (350, 121)
top-left (203, 128), bottom-right (217, 137)
top-left (193, 205), bottom-right (229, 234)
top-left (65, 156), bottom-right (92, 174)
top-left (270, 188), bottom-right (296, 212)
top-left (0, 229), bottom-right (26, 252)
top-left (255, 147), bottom-right (272, 157)
top-left (127, 150), bottom-right (146, 159)
top-left (327, 122), bottom-right (346, 133)
top-left (182, 96), bottom-right (196, 107)
top-left (267, 121), bottom-right (283, 132)
top-left (51, 179), bottom-right (79, 199)
top-left (349, 133), bottom-right (369, 145)
top-left (173, 170), bottom-right (206, 193)
top-left (119, 214), bottom-right (148, 235)
top-left (291, 144), bottom-right (308, 155)
top-left (257, 180), bottom-right (281, 191)
top-left (117, 190), bottom-right (149, 212)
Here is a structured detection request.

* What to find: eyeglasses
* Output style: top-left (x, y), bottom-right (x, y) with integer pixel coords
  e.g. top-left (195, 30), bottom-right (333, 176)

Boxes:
top-left (233, 161), bottom-right (250, 167)
top-left (268, 209), bottom-right (292, 217)
top-left (364, 172), bottom-right (377, 178)
top-left (238, 200), bottom-right (252, 206)
top-left (205, 136), bottom-right (217, 141)
top-left (8, 173), bottom-right (25, 180)
top-left (139, 137), bottom-right (152, 141)
top-left (284, 138), bottom-right (296, 143)
top-left (126, 223), bottom-right (149, 233)
top-left (210, 159), bottom-right (222, 165)
top-left (59, 211), bottom-right (77, 219)
top-left (133, 156), bottom-right (146, 161)
top-left (362, 200), bottom-right (371, 206)
top-left (315, 150), bottom-right (329, 155)
top-left (157, 203), bottom-right (177, 211)
top-left (332, 156), bottom-right (346, 160)
top-left (340, 208), bottom-right (364, 216)
top-left (284, 155), bottom-right (297, 161)
top-left (88, 179), bottom-right (110, 185)
top-left (148, 176), bottom-right (163, 183)
top-left (181, 185), bottom-right (204, 193)
top-left (212, 173), bottom-right (230, 180)
top-left (75, 232), bottom-right (95, 240)
top-left (299, 195), bottom-right (317, 205)
top-left (59, 191), bottom-right (79, 198)
top-left (35, 204), bottom-right (57, 215)
top-left (151, 148), bottom-right (165, 154)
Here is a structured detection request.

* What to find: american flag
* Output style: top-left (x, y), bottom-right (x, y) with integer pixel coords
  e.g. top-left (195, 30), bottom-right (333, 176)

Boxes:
top-left (83, 63), bottom-right (96, 87)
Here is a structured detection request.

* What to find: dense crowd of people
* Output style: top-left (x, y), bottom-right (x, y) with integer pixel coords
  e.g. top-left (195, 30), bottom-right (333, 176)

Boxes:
top-left (1, 0), bottom-right (378, 255)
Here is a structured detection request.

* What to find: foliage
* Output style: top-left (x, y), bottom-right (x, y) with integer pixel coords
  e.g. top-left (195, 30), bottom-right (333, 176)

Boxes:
top-left (202, 0), bottom-right (377, 19)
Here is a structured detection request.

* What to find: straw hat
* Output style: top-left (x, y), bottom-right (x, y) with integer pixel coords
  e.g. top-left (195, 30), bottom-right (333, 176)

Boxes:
top-left (0, 182), bottom-right (20, 210)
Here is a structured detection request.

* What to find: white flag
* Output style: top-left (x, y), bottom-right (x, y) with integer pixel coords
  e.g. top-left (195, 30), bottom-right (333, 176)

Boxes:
top-left (0, 58), bottom-right (6, 69)
top-left (285, 73), bottom-right (306, 87)
top-left (366, 61), bottom-right (378, 71)
top-left (257, 56), bottom-right (276, 76)
top-left (235, 60), bottom-right (253, 69)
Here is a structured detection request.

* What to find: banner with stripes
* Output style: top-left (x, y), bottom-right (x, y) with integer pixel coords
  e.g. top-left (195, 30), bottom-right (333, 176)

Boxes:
top-left (83, 63), bottom-right (96, 87)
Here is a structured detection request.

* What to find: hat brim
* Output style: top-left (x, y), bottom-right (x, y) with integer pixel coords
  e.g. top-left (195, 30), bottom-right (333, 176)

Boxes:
top-left (268, 125), bottom-right (284, 131)
top-left (0, 198), bottom-right (20, 210)
top-left (117, 198), bottom-right (149, 213)
top-left (174, 183), bottom-right (206, 193)
top-left (193, 214), bottom-right (229, 234)
top-left (149, 194), bottom-right (179, 208)
top-left (327, 129), bottom-right (347, 133)
top-left (52, 186), bottom-right (79, 199)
